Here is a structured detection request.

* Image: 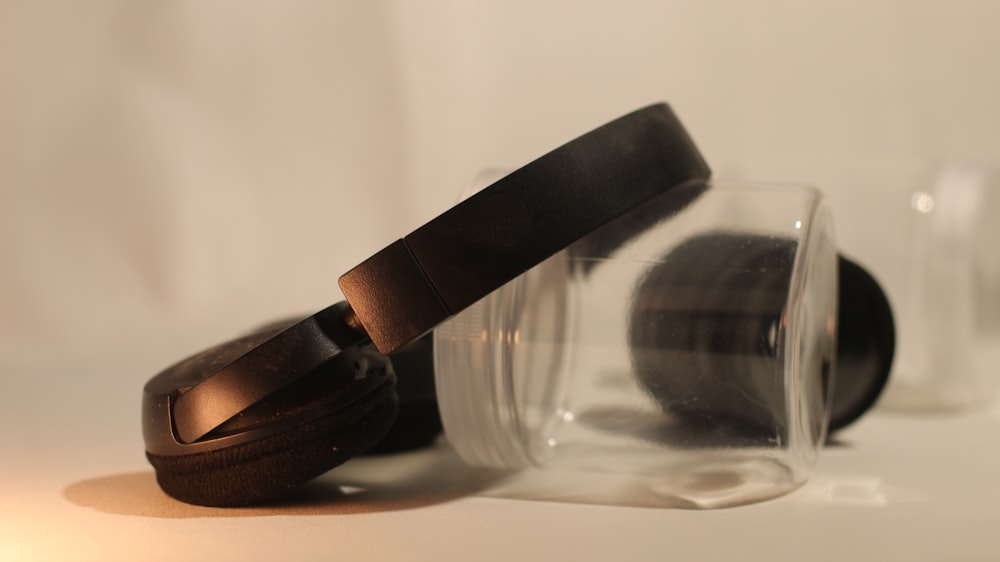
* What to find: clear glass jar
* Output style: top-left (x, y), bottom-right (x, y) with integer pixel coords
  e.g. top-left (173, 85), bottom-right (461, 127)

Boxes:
top-left (433, 181), bottom-right (838, 508)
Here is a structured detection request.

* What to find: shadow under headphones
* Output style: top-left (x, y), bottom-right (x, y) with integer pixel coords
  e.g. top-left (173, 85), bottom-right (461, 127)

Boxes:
top-left (143, 103), bottom-right (895, 507)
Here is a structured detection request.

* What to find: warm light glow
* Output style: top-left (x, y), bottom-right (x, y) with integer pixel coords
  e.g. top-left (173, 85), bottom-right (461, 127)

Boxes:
top-left (0, 533), bottom-right (34, 561)
top-left (911, 191), bottom-right (935, 214)
top-left (794, 220), bottom-right (802, 229)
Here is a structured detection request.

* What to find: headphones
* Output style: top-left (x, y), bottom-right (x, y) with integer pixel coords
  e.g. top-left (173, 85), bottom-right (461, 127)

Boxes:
top-left (143, 103), bottom-right (893, 507)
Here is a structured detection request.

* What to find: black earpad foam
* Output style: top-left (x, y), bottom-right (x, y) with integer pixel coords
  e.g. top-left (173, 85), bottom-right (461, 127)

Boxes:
top-left (366, 333), bottom-right (442, 454)
top-left (629, 233), bottom-right (799, 445)
top-left (147, 374), bottom-right (398, 507)
top-left (629, 235), bottom-right (894, 440)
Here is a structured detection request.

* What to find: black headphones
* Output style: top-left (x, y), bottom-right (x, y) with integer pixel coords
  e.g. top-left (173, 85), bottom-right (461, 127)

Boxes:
top-left (142, 103), bottom-right (893, 507)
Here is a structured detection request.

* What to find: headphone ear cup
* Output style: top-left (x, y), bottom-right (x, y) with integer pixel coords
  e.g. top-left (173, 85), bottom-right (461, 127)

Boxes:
top-left (630, 236), bottom-right (892, 438)
top-left (144, 308), bottom-right (401, 507)
top-left (829, 255), bottom-right (894, 431)
top-left (147, 374), bottom-right (398, 507)
top-left (629, 234), bottom-right (799, 442)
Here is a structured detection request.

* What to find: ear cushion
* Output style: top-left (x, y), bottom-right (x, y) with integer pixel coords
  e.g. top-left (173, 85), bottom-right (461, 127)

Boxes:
top-left (628, 233), bottom-right (801, 444)
top-left (366, 333), bottom-right (442, 454)
top-left (146, 377), bottom-right (398, 507)
top-left (629, 235), bottom-right (893, 441)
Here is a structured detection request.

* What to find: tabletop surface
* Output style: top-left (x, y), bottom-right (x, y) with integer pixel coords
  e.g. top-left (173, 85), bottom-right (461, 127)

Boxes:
top-left (2, 355), bottom-right (998, 562)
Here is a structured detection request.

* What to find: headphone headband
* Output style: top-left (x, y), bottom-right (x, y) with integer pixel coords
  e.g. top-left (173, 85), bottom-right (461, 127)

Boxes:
top-left (340, 103), bottom-right (710, 354)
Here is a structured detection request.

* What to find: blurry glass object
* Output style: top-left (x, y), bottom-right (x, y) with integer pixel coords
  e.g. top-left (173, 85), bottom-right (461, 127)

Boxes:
top-left (880, 163), bottom-right (1000, 411)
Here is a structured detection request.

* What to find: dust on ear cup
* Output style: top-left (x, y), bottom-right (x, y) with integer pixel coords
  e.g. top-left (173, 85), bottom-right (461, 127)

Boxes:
top-left (829, 255), bottom-right (894, 431)
top-left (628, 233), bottom-right (798, 444)
top-left (143, 307), bottom-right (399, 507)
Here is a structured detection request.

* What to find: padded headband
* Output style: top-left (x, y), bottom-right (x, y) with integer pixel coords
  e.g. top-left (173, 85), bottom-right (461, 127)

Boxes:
top-left (340, 103), bottom-right (710, 354)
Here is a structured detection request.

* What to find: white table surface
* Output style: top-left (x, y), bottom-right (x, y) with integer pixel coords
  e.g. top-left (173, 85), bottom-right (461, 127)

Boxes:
top-left (3, 355), bottom-right (998, 562)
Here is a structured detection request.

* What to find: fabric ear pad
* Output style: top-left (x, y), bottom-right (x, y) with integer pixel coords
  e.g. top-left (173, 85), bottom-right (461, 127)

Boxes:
top-left (146, 376), bottom-right (398, 507)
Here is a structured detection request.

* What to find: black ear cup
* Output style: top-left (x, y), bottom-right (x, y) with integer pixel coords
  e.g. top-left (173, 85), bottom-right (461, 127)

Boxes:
top-left (143, 306), bottom-right (400, 506)
top-left (146, 376), bottom-right (398, 507)
top-left (629, 234), bottom-right (801, 444)
top-left (143, 319), bottom-right (439, 507)
top-left (628, 234), bottom-right (894, 440)
top-left (830, 255), bottom-right (895, 431)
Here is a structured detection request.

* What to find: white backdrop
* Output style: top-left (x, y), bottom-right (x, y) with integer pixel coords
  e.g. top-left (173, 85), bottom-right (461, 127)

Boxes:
top-left (3, 0), bottom-right (999, 379)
